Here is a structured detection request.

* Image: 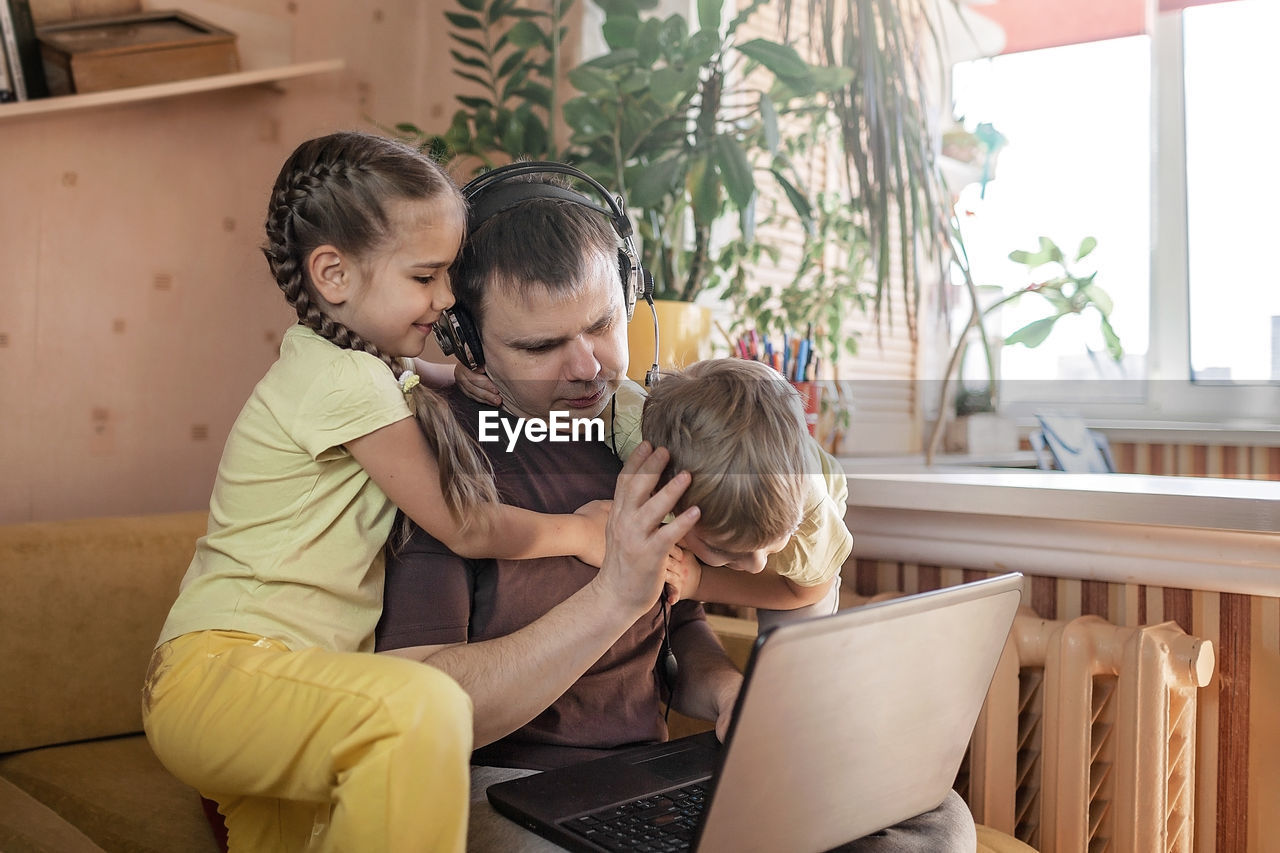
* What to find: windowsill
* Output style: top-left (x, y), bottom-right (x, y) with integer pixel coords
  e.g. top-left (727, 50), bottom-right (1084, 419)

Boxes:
top-left (1084, 419), bottom-right (1280, 447)
top-left (840, 463), bottom-right (1280, 595)
top-left (843, 465), bottom-right (1277, 532)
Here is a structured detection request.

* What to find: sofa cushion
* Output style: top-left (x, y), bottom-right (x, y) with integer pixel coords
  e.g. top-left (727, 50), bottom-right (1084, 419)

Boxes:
top-left (0, 734), bottom-right (220, 853)
top-left (0, 776), bottom-right (104, 853)
top-left (0, 512), bottom-right (207, 753)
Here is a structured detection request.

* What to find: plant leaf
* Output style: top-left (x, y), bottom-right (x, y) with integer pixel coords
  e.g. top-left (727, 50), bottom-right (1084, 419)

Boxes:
top-left (697, 0), bottom-right (724, 32)
top-left (1081, 282), bottom-right (1114, 316)
top-left (630, 157), bottom-right (685, 208)
top-left (1040, 236), bottom-right (1064, 264)
top-left (444, 11), bottom-right (484, 30)
top-left (736, 38), bottom-right (810, 80)
top-left (450, 49), bottom-right (489, 70)
top-left (687, 154), bottom-right (720, 229)
top-left (563, 96), bottom-right (612, 137)
top-left (771, 168), bottom-right (813, 232)
top-left (568, 66), bottom-right (615, 94)
top-left (487, 0), bottom-right (516, 24)
top-left (454, 70), bottom-right (492, 90)
top-left (760, 92), bottom-right (779, 154)
top-left (447, 33), bottom-right (487, 53)
top-left (512, 82), bottom-right (552, 109)
top-left (713, 134), bottom-right (755, 210)
top-left (1009, 238), bottom-right (1056, 269)
top-left (1076, 235), bottom-right (1098, 261)
top-left (601, 14), bottom-right (637, 49)
top-left (1099, 314), bottom-right (1124, 361)
top-left (496, 49), bottom-right (527, 80)
top-left (806, 64), bottom-right (854, 92)
top-left (650, 65), bottom-right (699, 105)
top-left (1004, 315), bottom-right (1062, 349)
top-left (506, 20), bottom-right (544, 48)
top-left (634, 17), bottom-right (663, 66)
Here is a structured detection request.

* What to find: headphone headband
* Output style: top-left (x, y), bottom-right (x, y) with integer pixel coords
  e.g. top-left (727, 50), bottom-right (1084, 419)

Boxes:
top-left (435, 161), bottom-right (660, 386)
top-left (465, 182), bottom-right (613, 235)
top-left (461, 161), bottom-right (633, 239)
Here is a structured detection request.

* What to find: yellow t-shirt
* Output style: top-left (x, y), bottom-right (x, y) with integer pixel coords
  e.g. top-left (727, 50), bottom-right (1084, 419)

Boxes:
top-left (157, 325), bottom-right (412, 653)
top-left (604, 379), bottom-right (852, 588)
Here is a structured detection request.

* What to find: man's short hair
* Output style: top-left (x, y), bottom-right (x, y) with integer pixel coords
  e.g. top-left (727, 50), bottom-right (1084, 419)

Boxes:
top-left (642, 359), bottom-right (810, 549)
top-left (453, 172), bottom-right (620, 330)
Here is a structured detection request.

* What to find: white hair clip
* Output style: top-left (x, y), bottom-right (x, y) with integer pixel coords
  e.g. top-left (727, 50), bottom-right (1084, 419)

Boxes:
top-left (397, 370), bottom-right (420, 399)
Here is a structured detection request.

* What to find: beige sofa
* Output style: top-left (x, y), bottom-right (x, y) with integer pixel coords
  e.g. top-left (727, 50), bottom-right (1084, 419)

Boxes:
top-left (0, 511), bottom-right (220, 853)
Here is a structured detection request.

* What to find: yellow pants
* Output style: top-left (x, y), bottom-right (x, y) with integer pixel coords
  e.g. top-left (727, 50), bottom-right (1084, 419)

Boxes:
top-left (142, 630), bottom-right (472, 852)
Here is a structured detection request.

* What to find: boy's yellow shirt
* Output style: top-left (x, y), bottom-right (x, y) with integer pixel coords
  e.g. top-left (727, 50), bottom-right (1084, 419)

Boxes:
top-left (605, 379), bottom-right (853, 588)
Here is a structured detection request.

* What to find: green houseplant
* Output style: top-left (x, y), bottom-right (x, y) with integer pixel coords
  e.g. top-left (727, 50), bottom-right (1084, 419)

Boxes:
top-left (561, 0), bottom-right (852, 305)
top-left (406, 0), bottom-right (851, 298)
top-left (415, 0), bottom-right (574, 165)
top-left (925, 235), bottom-right (1125, 461)
top-left (778, 0), bottom-right (965, 336)
top-left (400, 0), bottom-right (869, 375)
top-left (401, 0), bottom-right (967, 365)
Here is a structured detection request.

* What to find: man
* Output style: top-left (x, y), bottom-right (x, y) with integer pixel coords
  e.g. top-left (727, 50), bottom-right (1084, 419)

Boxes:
top-left (376, 169), bottom-right (975, 851)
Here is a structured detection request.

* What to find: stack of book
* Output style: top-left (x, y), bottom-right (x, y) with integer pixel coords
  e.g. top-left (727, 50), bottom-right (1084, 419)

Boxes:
top-left (1, 0), bottom-right (48, 103)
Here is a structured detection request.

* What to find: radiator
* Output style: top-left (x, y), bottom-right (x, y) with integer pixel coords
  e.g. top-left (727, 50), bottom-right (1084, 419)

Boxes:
top-left (964, 608), bottom-right (1215, 853)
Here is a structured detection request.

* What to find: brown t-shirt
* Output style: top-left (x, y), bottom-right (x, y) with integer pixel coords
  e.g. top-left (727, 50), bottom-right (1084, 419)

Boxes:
top-left (376, 389), bottom-right (705, 770)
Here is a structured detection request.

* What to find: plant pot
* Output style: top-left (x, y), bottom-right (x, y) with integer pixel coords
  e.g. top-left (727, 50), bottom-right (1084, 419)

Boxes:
top-left (626, 299), bottom-right (714, 384)
top-left (943, 412), bottom-right (1019, 455)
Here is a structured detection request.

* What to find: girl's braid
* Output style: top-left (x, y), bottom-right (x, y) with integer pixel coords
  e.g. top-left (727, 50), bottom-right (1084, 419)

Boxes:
top-left (263, 152), bottom-right (397, 373)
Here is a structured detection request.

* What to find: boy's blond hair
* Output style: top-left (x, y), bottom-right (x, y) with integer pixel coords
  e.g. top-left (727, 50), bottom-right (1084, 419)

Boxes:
top-left (642, 359), bottom-right (810, 549)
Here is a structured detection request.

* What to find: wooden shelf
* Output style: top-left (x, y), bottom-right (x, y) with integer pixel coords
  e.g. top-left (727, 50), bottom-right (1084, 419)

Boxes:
top-left (0, 58), bottom-right (344, 121)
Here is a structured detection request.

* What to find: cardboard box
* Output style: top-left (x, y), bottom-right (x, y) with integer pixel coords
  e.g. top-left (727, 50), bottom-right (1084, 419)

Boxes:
top-left (37, 9), bottom-right (238, 95)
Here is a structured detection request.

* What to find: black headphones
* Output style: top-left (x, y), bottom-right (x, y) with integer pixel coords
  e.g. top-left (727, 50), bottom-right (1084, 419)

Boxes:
top-left (433, 161), bottom-right (660, 384)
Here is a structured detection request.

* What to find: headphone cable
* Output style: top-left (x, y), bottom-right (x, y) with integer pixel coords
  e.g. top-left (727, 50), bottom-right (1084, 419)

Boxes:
top-left (644, 295), bottom-right (661, 388)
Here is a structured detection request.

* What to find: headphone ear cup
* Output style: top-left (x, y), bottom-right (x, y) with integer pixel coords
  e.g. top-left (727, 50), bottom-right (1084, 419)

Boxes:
top-left (617, 249), bottom-right (637, 322)
top-left (433, 307), bottom-right (485, 371)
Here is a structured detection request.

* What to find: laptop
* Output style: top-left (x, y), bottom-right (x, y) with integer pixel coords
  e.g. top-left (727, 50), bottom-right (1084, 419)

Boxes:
top-left (487, 572), bottom-right (1023, 853)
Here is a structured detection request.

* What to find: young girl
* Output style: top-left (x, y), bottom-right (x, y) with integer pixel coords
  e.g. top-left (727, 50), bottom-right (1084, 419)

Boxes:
top-left (142, 132), bottom-right (609, 853)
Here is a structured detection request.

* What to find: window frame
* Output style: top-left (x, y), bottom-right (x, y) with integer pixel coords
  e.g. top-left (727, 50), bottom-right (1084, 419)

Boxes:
top-left (985, 9), bottom-right (1280, 426)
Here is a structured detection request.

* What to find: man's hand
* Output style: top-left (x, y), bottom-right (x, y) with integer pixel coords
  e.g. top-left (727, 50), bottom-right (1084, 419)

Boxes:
top-left (454, 362), bottom-right (502, 406)
top-left (572, 499), bottom-right (611, 568)
top-left (663, 547), bottom-right (702, 605)
top-left (594, 442), bottom-right (700, 616)
top-left (712, 676), bottom-right (741, 742)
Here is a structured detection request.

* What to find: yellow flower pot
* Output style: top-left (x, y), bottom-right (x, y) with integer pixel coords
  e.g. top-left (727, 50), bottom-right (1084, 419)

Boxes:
top-left (626, 299), bottom-right (714, 383)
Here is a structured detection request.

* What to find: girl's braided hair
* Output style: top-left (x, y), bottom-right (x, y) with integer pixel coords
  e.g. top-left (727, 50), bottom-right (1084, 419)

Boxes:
top-left (263, 131), bottom-right (498, 529)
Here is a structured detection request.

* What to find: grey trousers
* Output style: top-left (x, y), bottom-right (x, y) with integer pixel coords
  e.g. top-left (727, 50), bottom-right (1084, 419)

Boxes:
top-left (468, 765), bottom-right (977, 852)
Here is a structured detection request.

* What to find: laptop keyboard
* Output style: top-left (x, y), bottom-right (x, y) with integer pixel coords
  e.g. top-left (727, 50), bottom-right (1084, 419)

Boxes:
top-left (562, 783), bottom-right (708, 851)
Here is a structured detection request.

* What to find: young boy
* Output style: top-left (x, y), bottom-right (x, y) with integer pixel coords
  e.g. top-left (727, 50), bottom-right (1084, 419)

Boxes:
top-left (611, 358), bottom-right (853, 629)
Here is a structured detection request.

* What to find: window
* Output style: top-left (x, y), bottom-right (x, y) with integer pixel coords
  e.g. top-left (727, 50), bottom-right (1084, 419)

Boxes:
top-left (1182, 0), bottom-right (1280, 383)
top-left (948, 0), bottom-right (1280, 422)
top-left (950, 37), bottom-right (1149, 401)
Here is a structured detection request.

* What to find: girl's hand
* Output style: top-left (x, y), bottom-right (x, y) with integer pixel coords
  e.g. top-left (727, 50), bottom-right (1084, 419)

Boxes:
top-left (663, 546), bottom-right (701, 604)
top-left (572, 499), bottom-right (612, 568)
top-left (455, 362), bottom-right (502, 407)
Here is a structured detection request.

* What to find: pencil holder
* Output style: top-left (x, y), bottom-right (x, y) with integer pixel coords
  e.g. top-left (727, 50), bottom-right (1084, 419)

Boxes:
top-left (790, 380), bottom-right (821, 436)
